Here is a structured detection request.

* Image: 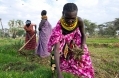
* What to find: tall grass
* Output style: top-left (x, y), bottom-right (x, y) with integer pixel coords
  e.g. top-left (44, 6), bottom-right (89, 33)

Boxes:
top-left (87, 38), bottom-right (119, 44)
top-left (0, 38), bottom-right (119, 78)
top-left (89, 47), bottom-right (119, 78)
top-left (0, 38), bottom-right (76, 78)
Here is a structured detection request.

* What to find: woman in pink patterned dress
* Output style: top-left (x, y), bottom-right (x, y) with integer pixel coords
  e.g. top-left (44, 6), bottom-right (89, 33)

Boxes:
top-left (48, 3), bottom-right (94, 78)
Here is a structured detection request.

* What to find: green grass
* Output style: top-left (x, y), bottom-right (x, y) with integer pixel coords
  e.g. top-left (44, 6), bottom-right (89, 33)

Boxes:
top-left (86, 38), bottom-right (119, 44)
top-left (89, 47), bottom-right (119, 78)
top-left (0, 38), bottom-right (119, 78)
top-left (0, 38), bottom-right (75, 78)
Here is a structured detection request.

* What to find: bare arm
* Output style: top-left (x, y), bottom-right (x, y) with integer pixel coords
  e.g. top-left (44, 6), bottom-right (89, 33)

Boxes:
top-left (34, 24), bottom-right (37, 33)
top-left (34, 24), bottom-right (36, 30)
top-left (24, 26), bottom-right (31, 39)
top-left (54, 43), bottom-right (63, 78)
top-left (78, 17), bottom-right (86, 49)
top-left (38, 19), bottom-right (46, 31)
top-left (30, 23), bottom-right (37, 33)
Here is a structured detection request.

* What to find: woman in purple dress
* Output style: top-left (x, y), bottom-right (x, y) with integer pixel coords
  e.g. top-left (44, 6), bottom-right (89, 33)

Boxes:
top-left (36, 10), bottom-right (52, 58)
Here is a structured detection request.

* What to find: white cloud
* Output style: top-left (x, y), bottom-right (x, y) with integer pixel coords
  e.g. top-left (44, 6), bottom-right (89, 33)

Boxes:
top-left (0, 6), bottom-right (8, 14)
top-left (110, 7), bottom-right (119, 12)
top-left (0, 0), bottom-right (119, 29)
top-left (75, 0), bottom-right (99, 7)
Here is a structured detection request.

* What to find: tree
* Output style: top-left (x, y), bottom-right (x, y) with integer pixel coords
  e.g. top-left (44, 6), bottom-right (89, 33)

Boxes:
top-left (4, 28), bottom-right (10, 37)
top-left (104, 26), bottom-right (116, 36)
top-left (8, 19), bottom-right (16, 38)
top-left (98, 24), bottom-right (105, 36)
top-left (8, 19), bottom-right (24, 38)
top-left (0, 29), bottom-right (2, 37)
top-left (0, 18), bottom-right (4, 38)
top-left (83, 19), bottom-right (97, 36)
top-left (98, 20), bottom-right (116, 37)
top-left (114, 18), bottom-right (119, 30)
top-left (105, 21), bottom-right (116, 36)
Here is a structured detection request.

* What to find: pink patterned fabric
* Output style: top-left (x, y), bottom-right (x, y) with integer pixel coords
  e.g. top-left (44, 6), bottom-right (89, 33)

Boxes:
top-left (48, 21), bottom-right (94, 78)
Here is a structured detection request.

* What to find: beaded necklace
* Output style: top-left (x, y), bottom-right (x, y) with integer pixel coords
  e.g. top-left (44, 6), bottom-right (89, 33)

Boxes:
top-left (60, 17), bottom-right (78, 31)
top-left (41, 15), bottom-right (47, 20)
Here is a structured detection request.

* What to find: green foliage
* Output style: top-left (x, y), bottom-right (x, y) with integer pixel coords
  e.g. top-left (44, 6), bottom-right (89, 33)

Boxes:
top-left (8, 19), bottom-right (24, 38)
top-left (98, 18), bottom-right (119, 37)
top-left (90, 47), bottom-right (119, 78)
top-left (83, 19), bottom-right (97, 36)
top-left (11, 39), bottom-right (24, 49)
top-left (0, 38), bottom-right (119, 78)
top-left (0, 29), bottom-right (3, 37)
top-left (114, 18), bottom-right (119, 30)
top-left (87, 38), bottom-right (119, 44)
top-left (0, 38), bottom-right (76, 78)
top-left (16, 29), bottom-right (25, 37)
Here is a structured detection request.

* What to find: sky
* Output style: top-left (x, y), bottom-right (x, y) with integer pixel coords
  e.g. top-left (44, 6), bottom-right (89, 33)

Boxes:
top-left (0, 0), bottom-right (119, 29)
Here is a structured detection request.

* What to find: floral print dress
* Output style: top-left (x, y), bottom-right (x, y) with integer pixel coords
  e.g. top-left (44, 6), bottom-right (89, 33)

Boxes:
top-left (48, 21), bottom-right (94, 78)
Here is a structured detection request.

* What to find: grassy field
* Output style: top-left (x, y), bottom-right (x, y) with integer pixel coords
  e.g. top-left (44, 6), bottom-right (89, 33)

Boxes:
top-left (87, 38), bottom-right (119, 44)
top-left (0, 38), bottom-right (119, 78)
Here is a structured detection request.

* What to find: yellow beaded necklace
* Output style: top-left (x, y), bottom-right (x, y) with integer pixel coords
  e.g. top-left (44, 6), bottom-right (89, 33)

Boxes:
top-left (41, 15), bottom-right (47, 20)
top-left (60, 17), bottom-right (78, 31)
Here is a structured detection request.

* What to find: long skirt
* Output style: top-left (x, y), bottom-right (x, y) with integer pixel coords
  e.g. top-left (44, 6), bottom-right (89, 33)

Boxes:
top-left (35, 21), bottom-right (52, 57)
top-left (24, 31), bottom-right (36, 50)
